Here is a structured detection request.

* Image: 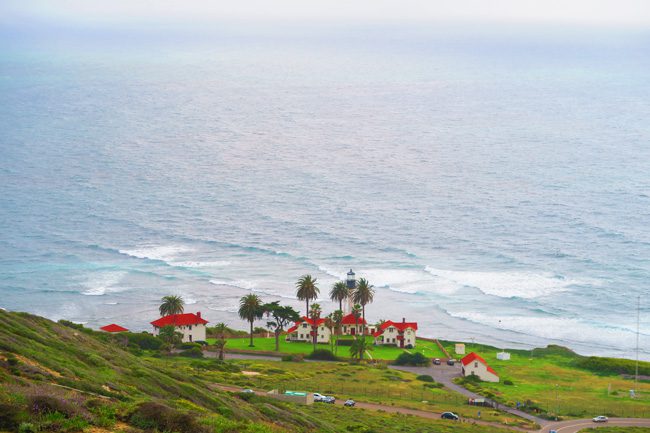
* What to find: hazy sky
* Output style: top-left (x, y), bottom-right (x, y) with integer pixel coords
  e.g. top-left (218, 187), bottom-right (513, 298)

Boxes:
top-left (2, 0), bottom-right (650, 28)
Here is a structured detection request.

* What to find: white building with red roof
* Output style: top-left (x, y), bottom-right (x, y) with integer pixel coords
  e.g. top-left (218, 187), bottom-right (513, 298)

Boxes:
top-left (340, 313), bottom-right (367, 336)
top-left (150, 312), bottom-right (208, 343)
top-left (285, 316), bottom-right (331, 344)
top-left (100, 324), bottom-right (129, 333)
top-left (371, 318), bottom-right (418, 348)
top-left (461, 352), bottom-right (499, 382)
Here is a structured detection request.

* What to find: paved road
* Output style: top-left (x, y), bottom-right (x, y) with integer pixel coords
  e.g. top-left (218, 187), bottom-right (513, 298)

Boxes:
top-left (542, 418), bottom-right (650, 433)
top-left (213, 383), bottom-right (526, 431)
top-left (390, 363), bottom-right (548, 426)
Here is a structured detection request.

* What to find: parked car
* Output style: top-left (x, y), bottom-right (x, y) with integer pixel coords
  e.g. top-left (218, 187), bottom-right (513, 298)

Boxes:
top-left (242, 389), bottom-right (255, 394)
top-left (344, 399), bottom-right (356, 407)
top-left (313, 393), bottom-right (335, 403)
top-left (433, 358), bottom-right (442, 365)
top-left (593, 416), bottom-right (608, 423)
top-left (441, 412), bottom-right (459, 420)
top-left (447, 359), bottom-right (456, 366)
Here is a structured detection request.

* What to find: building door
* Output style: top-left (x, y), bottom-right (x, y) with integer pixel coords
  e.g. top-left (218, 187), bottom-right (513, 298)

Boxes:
top-left (189, 335), bottom-right (192, 342)
top-left (351, 327), bottom-right (355, 335)
top-left (400, 339), bottom-right (404, 348)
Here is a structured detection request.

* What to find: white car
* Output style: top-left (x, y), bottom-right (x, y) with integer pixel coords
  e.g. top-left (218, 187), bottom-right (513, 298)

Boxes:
top-left (593, 416), bottom-right (608, 423)
top-left (313, 393), bottom-right (324, 402)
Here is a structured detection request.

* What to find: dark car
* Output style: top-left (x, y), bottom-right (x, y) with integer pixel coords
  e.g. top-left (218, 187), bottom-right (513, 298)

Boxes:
top-left (441, 412), bottom-right (459, 420)
top-left (433, 358), bottom-right (442, 365)
top-left (344, 399), bottom-right (355, 407)
top-left (447, 359), bottom-right (455, 366)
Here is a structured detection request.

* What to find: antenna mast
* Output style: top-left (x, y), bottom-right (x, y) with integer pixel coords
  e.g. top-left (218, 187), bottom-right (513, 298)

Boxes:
top-left (635, 295), bottom-right (640, 397)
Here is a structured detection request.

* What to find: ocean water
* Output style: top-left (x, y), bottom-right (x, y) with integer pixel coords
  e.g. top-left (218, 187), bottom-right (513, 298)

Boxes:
top-left (1, 24), bottom-right (649, 359)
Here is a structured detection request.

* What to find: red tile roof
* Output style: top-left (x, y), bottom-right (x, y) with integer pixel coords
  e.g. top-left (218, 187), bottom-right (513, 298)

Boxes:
top-left (151, 312), bottom-right (208, 327)
top-left (461, 352), bottom-right (499, 377)
top-left (286, 324), bottom-right (299, 334)
top-left (341, 313), bottom-right (367, 325)
top-left (100, 324), bottom-right (129, 333)
top-left (299, 316), bottom-right (326, 326)
top-left (372, 320), bottom-right (418, 337)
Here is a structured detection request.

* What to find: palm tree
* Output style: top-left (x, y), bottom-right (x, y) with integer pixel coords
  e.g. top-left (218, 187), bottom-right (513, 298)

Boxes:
top-left (331, 309), bottom-right (343, 354)
top-left (213, 322), bottom-right (228, 360)
top-left (238, 294), bottom-right (263, 347)
top-left (324, 313), bottom-right (336, 353)
top-left (158, 325), bottom-right (183, 353)
top-left (308, 303), bottom-right (322, 351)
top-left (351, 278), bottom-right (374, 334)
top-left (351, 304), bottom-right (362, 336)
top-left (159, 295), bottom-right (184, 317)
top-left (329, 281), bottom-right (349, 312)
top-left (296, 275), bottom-right (319, 316)
top-left (350, 336), bottom-right (371, 361)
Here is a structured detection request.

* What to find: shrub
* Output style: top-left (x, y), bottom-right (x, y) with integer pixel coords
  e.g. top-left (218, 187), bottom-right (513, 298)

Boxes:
top-left (179, 342), bottom-right (202, 350)
top-left (416, 374), bottom-right (434, 382)
top-left (129, 402), bottom-right (206, 433)
top-left (29, 395), bottom-right (77, 418)
top-left (126, 332), bottom-right (163, 350)
top-left (18, 423), bottom-right (36, 433)
top-left (281, 354), bottom-right (304, 362)
top-left (0, 402), bottom-right (23, 429)
top-left (393, 352), bottom-right (430, 366)
top-left (503, 379), bottom-right (514, 386)
top-left (179, 347), bottom-right (204, 358)
top-left (424, 382), bottom-right (444, 389)
top-left (57, 320), bottom-right (85, 331)
top-left (306, 349), bottom-right (338, 361)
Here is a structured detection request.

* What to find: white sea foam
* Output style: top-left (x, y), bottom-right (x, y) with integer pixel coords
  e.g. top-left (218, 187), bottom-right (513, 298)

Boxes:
top-left (184, 297), bottom-right (197, 305)
top-left (119, 245), bottom-right (192, 262)
top-left (449, 311), bottom-right (637, 349)
top-left (209, 279), bottom-right (257, 290)
top-left (172, 260), bottom-right (231, 268)
top-left (81, 272), bottom-right (127, 296)
top-left (424, 267), bottom-right (594, 299)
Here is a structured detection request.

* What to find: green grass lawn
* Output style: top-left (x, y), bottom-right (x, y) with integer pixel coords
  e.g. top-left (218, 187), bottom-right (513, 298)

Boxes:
top-left (441, 341), bottom-right (650, 420)
top-left (212, 336), bottom-right (447, 360)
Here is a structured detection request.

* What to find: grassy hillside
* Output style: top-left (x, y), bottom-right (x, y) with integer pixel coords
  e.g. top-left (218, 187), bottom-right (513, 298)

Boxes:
top-left (441, 341), bottom-right (650, 419)
top-left (0, 310), bottom-right (515, 433)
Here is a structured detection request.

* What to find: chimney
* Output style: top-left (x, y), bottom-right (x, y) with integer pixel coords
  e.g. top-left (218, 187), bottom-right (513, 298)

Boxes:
top-left (402, 317), bottom-right (405, 323)
top-left (197, 311), bottom-right (201, 318)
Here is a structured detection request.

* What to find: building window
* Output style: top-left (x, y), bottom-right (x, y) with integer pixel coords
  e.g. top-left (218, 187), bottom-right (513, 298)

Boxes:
top-left (189, 335), bottom-right (193, 342)
top-left (474, 362), bottom-right (478, 368)
top-left (189, 325), bottom-right (192, 330)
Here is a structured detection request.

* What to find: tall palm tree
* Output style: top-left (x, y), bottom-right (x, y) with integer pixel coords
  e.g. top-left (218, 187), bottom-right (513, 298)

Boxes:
top-left (159, 295), bottom-right (184, 317)
top-left (332, 309), bottom-right (343, 354)
top-left (329, 281), bottom-right (349, 312)
top-left (238, 294), bottom-right (263, 347)
top-left (324, 313), bottom-right (336, 353)
top-left (296, 275), bottom-right (319, 316)
top-left (308, 303), bottom-right (322, 351)
top-left (351, 278), bottom-right (374, 334)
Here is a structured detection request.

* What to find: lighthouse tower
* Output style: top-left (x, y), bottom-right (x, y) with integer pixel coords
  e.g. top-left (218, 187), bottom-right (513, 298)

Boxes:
top-left (345, 269), bottom-right (356, 314)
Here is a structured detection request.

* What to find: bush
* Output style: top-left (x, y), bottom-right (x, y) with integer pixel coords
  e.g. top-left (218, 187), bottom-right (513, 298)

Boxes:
top-left (179, 347), bottom-right (204, 358)
top-left (281, 354), bottom-right (304, 362)
top-left (179, 343), bottom-right (202, 350)
top-left (18, 423), bottom-right (36, 433)
top-left (57, 320), bottom-right (85, 331)
top-left (393, 352), bottom-right (430, 366)
top-left (129, 402), bottom-right (206, 433)
top-left (306, 349), bottom-right (339, 361)
top-left (416, 374), bottom-right (434, 382)
top-left (503, 379), bottom-right (514, 386)
top-left (126, 332), bottom-right (163, 350)
top-left (29, 395), bottom-right (77, 418)
top-left (0, 402), bottom-right (23, 429)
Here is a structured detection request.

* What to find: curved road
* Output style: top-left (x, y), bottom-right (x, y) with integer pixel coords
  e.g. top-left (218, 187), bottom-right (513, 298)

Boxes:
top-left (542, 419), bottom-right (650, 433)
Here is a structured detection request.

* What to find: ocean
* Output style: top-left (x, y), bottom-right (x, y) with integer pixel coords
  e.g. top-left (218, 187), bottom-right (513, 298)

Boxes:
top-left (1, 23), bottom-right (649, 359)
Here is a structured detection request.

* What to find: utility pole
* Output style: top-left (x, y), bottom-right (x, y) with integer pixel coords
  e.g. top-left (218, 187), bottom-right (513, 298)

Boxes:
top-left (635, 295), bottom-right (640, 398)
top-left (555, 384), bottom-right (559, 420)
